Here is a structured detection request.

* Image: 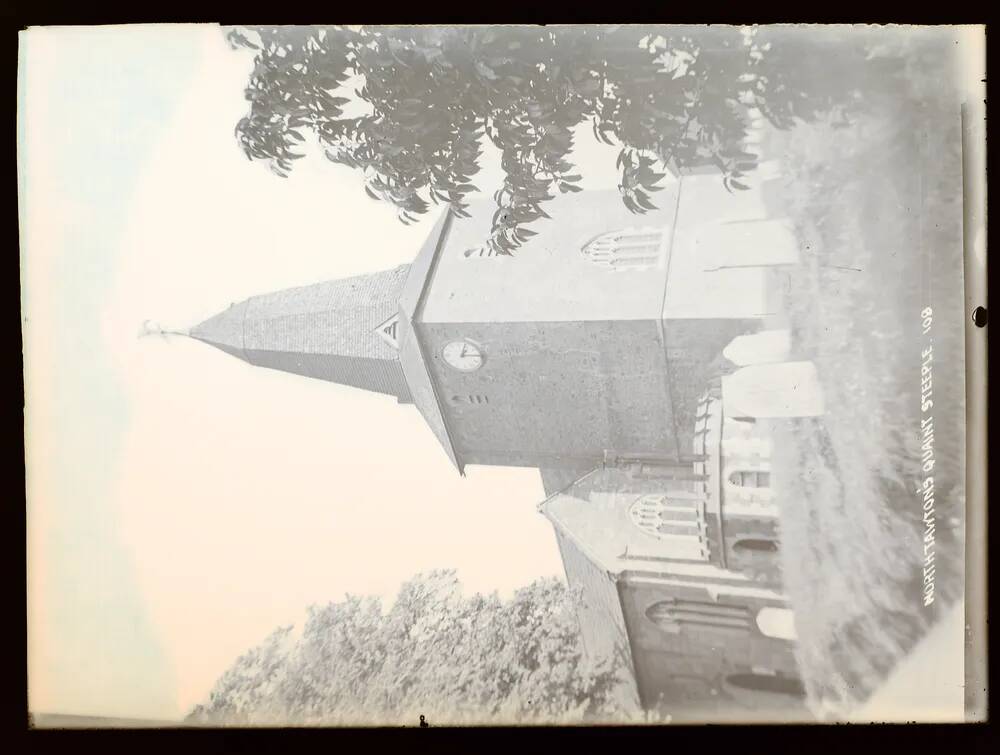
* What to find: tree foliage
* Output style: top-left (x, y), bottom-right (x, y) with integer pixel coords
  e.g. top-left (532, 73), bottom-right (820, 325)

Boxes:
top-left (225, 25), bottom-right (876, 254)
top-left (187, 571), bottom-right (639, 725)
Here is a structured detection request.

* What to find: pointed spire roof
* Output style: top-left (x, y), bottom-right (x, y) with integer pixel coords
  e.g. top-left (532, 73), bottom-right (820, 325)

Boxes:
top-left (189, 303), bottom-right (249, 360)
top-left (182, 209), bottom-right (463, 473)
top-left (189, 265), bottom-right (413, 401)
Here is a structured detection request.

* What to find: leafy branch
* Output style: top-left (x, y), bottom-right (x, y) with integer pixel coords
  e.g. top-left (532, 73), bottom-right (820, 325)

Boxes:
top-left (226, 25), bottom-right (870, 254)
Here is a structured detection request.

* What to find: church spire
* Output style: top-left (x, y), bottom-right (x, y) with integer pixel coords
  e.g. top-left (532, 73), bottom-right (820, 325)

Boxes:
top-left (186, 265), bottom-right (414, 402)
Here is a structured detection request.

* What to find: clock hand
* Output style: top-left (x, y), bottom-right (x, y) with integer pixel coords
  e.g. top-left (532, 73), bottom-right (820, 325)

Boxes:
top-left (460, 345), bottom-right (468, 358)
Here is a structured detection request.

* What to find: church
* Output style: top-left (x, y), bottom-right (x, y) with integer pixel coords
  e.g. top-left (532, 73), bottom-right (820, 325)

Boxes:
top-left (178, 173), bottom-right (813, 719)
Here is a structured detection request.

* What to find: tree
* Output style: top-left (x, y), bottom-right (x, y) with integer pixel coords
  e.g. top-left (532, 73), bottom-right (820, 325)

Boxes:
top-left (186, 571), bottom-right (640, 725)
top-left (224, 25), bottom-right (877, 254)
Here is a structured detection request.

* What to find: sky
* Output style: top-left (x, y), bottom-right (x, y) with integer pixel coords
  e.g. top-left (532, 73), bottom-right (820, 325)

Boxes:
top-left (20, 24), bottom-right (631, 721)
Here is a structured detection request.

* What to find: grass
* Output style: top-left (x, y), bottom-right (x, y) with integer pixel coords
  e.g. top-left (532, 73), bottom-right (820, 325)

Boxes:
top-left (760, 37), bottom-right (967, 716)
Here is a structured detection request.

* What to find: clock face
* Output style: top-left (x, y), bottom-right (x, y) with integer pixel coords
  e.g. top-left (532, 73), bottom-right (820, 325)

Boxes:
top-left (442, 340), bottom-right (485, 372)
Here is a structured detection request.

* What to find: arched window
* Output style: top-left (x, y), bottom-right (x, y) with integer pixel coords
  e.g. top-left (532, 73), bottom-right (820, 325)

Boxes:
top-left (755, 607), bottom-right (797, 641)
top-left (725, 673), bottom-right (806, 698)
top-left (628, 494), bottom-right (708, 560)
top-left (581, 227), bottom-right (666, 270)
top-left (728, 470), bottom-right (771, 488)
top-left (733, 538), bottom-right (778, 553)
top-left (646, 598), bottom-right (752, 635)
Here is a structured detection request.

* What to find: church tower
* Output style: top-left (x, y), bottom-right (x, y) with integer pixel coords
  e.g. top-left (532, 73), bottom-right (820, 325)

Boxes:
top-left (177, 179), bottom-right (790, 479)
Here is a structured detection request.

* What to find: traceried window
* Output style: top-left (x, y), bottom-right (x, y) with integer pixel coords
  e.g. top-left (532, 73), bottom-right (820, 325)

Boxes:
top-left (728, 470), bottom-right (771, 488)
top-left (627, 494), bottom-right (708, 561)
top-left (581, 227), bottom-right (666, 270)
top-left (646, 598), bottom-right (752, 635)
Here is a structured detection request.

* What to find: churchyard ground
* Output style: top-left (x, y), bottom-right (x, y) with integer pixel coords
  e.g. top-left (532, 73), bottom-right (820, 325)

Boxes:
top-left (758, 37), bottom-right (966, 716)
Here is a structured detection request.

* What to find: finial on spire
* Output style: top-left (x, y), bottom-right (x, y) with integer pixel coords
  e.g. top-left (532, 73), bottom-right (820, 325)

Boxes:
top-left (138, 319), bottom-right (190, 339)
